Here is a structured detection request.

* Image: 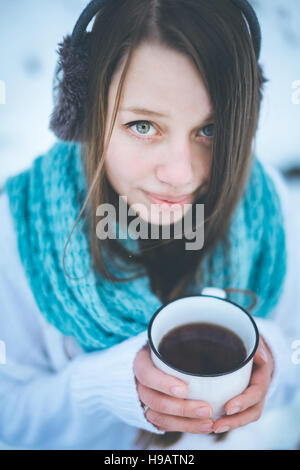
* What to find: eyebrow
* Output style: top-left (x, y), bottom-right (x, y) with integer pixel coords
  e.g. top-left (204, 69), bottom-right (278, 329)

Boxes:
top-left (120, 106), bottom-right (214, 124)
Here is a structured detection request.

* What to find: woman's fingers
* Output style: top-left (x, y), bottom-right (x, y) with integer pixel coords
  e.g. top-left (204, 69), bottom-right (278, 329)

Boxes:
top-left (145, 408), bottom-right (214, 434)
top-left (213, 402), bottom-right (265, 434)
top-left (134, 344), bottom-right (211, 404)
top-left (134, 336), bottom-right (272, 434)
top-left (134, 345), bottom-right (213, 428)
top-left (225, 361), bottom-right (270, 414)
top-left (134, 345), bottom-right (188, 398)
top-left (225, 383), bottom-right (265, 415)
top-left (224, 336), bottom-right (273, 416)
top-left (224, 369), bottom-right (270, 417)
top-left (253, 336), bottom-right (271, 367)
top-left (253, 336), bottom-right (274, 383)
top-left (137, 381), bottom-right (212, 419)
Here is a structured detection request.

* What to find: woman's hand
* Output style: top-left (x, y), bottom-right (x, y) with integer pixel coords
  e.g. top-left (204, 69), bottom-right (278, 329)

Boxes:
top-left (133, 343), bottom-right (214, 434)
top-left (212, 335), bottom-right (275, 434)
top-left (134, 336), bottom-right (274, 435)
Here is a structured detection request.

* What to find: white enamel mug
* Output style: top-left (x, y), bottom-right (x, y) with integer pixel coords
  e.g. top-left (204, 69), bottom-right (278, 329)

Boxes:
top-left (148, 287), bottom-right (259, 420)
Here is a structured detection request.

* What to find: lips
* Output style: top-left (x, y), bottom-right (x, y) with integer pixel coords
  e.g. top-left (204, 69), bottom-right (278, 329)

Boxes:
top-left (145, 191), bottom-right (192, 207)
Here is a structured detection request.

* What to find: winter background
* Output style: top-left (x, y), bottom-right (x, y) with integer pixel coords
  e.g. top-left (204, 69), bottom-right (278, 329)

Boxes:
top-left (0, 0), bottom-right (299, 450)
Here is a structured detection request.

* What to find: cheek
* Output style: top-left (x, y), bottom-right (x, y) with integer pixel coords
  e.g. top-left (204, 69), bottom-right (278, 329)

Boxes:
top-left (105, 140), bottom-right (151, 184)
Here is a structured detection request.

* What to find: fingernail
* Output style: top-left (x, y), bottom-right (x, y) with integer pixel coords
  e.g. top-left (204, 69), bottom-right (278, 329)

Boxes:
top-left (196, 407), bottom-right (212, 418)
top-left (171, 386), bottom-right (187, 398)
top-left (215, 425), bottom-right (230, 434)
top-left (227, 406), bottom-right (241, 415)
top-left (260, 345), bottom-right (268, 363)
top-left (199, 423), bottom-right (213, 432)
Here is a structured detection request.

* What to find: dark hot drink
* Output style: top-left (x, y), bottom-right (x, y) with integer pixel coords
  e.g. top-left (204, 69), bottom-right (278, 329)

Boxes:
top-left (158, 322), bottom-right (247, 375)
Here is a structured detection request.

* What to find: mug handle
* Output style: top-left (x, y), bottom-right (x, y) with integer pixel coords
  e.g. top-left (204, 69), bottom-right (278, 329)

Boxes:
top-left (201, 287), bottom-right (227, 299)
top-left (224, 287), bottom-right (257, 311)
top-left (201, 287), bottom-right (257, 311)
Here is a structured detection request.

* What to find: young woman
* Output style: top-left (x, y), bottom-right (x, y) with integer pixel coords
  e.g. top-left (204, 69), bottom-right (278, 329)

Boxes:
top-left (0, 0), bottom-right (299, 450)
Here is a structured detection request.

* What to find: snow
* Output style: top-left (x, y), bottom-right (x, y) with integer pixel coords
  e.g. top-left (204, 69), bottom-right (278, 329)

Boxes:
top-left (0, 0), bottom-right (87, 184)
top-left (0, 0), bottom-right (299, 182)
top-left (0, 0), bottom-right (299, 451)
top-left (253, 0), bottom-right (300, 169)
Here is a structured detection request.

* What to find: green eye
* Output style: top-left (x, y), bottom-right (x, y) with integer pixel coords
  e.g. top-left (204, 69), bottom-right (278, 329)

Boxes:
top-left (124, 120), bottom-right (156, 137)
top-left (135, 122), bottom-right (153, 135)
top-left (200, 124), bottom-right (214, 138)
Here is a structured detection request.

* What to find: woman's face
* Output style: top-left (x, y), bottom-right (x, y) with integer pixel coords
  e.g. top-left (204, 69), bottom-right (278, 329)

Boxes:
top-left (104, 42), bottom-right (214, 226)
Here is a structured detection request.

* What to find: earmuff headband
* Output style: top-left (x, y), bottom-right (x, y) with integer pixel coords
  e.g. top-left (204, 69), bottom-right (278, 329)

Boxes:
top-left (230, 0), bottom-right (262, 59)
top-left (71, 0), bottom-right (107, 47)
top-left (49, 0), bottom-right (262, 142)
top-left (71, 0), bottom-right (262, 59)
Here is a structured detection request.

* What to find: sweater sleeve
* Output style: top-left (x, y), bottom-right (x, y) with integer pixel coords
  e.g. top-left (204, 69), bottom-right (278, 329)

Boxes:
top-left (69, 330), bottom-right (160, 428)
top-left (0, 328), bottom-right (164, 449)
top-left (0, 191), bottom-right (164, 449)
top-left (251, 163), bottom-right (300, 410)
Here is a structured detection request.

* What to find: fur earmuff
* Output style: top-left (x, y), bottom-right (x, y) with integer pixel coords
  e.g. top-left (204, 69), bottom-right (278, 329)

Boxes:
top-left (49, 33), bottom-right (91, 142)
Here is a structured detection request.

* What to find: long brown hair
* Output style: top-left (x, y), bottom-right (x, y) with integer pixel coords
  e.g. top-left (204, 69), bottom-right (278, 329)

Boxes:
top-left (63, 0), bottom-right (267, 449)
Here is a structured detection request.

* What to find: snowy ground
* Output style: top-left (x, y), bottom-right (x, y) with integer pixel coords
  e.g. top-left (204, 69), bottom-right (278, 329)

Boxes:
top-left (0, 0), bottom-right (299, 450)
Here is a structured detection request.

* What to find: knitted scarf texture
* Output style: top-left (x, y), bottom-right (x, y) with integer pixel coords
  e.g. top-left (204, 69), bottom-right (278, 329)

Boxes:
top-left (4, 141), bottom-right (287, 352)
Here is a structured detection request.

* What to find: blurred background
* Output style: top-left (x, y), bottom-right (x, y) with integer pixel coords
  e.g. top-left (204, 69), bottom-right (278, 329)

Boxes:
top-left (0, 0), bottom-right (299, 450)
top-left (0, 0), bottom-right (300, 182)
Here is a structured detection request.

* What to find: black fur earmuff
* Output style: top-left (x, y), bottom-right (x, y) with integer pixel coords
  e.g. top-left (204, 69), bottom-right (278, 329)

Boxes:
top-left (49, 0), bottom-right (262, 143)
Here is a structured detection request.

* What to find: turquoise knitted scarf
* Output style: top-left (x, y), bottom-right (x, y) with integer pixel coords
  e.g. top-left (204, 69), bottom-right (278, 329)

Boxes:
top-left (4, 141), bottom-right (287, 353)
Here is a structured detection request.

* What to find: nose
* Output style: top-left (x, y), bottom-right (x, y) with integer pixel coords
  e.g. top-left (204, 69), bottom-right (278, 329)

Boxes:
top-left (156, 146), bottom-right (194, 188)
